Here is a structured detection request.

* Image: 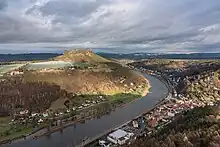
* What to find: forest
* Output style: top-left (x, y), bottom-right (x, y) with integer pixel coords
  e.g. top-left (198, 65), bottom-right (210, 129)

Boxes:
top-left (0, 78), bottom-right (68, 117)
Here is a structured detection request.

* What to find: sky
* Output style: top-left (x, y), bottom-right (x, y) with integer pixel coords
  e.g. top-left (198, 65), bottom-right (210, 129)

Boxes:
top-left (0, 0), bottom-right (220, 53)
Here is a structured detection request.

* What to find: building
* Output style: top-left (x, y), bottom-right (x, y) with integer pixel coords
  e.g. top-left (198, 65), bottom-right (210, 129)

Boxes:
top-left (42, 112), bottom-right (49, 117)
top-left (107, 129), bottom-right (133, 145)
top-left (148, 118), bottom-right (158, 128)
top-left (99, 140), bottom-right (111, 147)
top-left (132, 120), bottom-right (139, 128)
top-left (10, 71), bottom-right (24, 76)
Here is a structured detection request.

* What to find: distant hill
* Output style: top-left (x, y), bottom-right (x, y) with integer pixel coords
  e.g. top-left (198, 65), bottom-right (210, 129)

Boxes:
top-left (54, 50), bottom-right (110, 63)
top-left (98, 52), bottom-right (220, 60)
top-left (1, 52), bottom-right (220, 62)
top-left (0, 53), bottom-right (60, 62)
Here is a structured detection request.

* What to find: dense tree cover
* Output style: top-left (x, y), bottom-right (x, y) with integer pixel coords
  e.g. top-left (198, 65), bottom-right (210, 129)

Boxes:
top-left (129, 106), bottom-right (220, 147)
top-left (0, 78), bottom-right (68, 117)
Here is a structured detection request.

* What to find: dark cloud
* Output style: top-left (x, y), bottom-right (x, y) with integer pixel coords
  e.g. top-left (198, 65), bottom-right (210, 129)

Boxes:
top-left (0, 1), bottom-right (7, 11)
top-left (25, 0), bottom-right (109, 25)
top-left (40, 0), bottom-right (107, 17)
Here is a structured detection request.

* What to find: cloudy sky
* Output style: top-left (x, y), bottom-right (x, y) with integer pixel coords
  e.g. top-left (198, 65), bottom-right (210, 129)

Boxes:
top-left (0, 0), bottom-right (220, 53)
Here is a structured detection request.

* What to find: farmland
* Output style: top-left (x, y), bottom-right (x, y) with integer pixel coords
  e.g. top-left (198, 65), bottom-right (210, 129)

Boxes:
top-left (25, 61), bottom-right (73, 70)
top-left (0, 64), bottom-right (25, 76)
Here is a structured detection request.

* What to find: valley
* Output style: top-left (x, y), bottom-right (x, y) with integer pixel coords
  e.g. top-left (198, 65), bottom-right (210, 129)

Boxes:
top-left (0, 50), bottom-right (150, 144)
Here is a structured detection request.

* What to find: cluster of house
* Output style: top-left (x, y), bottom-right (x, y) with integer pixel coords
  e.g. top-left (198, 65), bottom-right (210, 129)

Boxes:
top-left (11, 109), bottom-right (54, 125)
top-left (143, 97), bottom-right (205, 130)
top-left (97, 95), bottom-right (207, 147)
top-left (10, 95), bottom-right (107, 127)
top-left (9, 70), bottom-right (24, 76)
top-left (76, 96), bottom-right (106, 110)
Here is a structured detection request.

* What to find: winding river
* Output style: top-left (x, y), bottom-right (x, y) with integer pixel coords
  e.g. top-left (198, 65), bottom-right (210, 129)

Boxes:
top-left (3, 74), bottom-right (168, 147)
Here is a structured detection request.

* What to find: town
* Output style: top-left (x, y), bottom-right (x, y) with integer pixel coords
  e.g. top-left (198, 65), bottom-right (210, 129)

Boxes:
top-left (87, 60), bottom-right (220, 147)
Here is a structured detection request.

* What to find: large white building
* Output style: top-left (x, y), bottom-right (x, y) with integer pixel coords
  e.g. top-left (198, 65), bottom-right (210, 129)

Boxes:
top-left (107, 129), bottom-right (134, 145)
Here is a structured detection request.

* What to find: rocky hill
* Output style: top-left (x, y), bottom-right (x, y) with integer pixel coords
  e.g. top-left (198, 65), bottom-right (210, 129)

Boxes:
top-left (54, 49), bottom-right (110, 63)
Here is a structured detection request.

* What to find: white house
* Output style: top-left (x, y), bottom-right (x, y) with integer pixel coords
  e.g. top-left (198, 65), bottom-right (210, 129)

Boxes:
top-left (99, 140), bottom-right (111, 147)
top-left (107, 129), bottom-right (134, 145)
top-left (168, 112), bottom-right (175, 117)
top-left (132, 121), bottom-right (139, 128)
top-left (42, 112), bottom-right (49, 117)
top-left (38, 119), bottom-right (43, 123)
top-left (31, 113), bottom-right (38, 117)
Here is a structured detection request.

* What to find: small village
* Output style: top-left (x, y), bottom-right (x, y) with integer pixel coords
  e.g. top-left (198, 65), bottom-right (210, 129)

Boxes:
top-left (93, 90), bottom-right (208, 147)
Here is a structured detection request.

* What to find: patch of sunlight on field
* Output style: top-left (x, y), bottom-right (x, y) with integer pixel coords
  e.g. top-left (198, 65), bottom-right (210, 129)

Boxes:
top-left (26, 61), bottom-right (74, 70)
top-left (0, 64), bottom-right (25, 75)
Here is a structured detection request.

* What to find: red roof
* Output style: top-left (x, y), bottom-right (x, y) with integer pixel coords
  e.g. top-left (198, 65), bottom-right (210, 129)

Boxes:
top-left (148, 119), bottom-right (157, 128)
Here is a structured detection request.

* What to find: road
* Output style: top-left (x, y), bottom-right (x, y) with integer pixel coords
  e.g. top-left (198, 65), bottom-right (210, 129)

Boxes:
top-left (4, 73), bottom-right (168, 147)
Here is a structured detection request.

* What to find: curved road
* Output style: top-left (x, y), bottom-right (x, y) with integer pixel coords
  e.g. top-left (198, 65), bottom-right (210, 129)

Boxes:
top-left (4, 73), bottom-right (168, 147)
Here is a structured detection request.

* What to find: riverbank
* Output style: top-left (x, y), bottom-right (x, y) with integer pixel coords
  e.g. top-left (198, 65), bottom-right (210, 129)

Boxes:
top-left (29, 79), bottom-right (150, 139)
top-left (83, 72), bottom-right (170, 147)
top-left (0, 73), bottom-right (150, 146)
top-left (3, 73), bottom-right (167, 147)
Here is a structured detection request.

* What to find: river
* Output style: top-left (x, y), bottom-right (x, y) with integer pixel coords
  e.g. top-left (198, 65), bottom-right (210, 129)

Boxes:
top-left (3, 74), bottom-right (168, 147)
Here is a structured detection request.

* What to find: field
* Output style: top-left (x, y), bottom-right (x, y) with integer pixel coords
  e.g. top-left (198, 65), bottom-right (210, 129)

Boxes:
top-left (0, 64), bottom-right (25, 76)
top-left (25, 61), bottom-right (73, 70)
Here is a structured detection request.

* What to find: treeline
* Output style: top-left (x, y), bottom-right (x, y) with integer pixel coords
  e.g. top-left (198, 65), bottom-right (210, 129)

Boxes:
top-left (0, 78), bottom-right (68, 117)
top-left (129, 106), bottom-right (220, 147)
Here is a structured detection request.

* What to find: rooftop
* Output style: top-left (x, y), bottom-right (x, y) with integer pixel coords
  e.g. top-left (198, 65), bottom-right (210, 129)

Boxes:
top-left (109, 129), bottom-right (128, 139)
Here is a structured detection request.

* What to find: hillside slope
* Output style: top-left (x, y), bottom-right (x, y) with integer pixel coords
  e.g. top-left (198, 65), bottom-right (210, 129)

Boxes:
top-left (24, 62), bottom-right (149, 96)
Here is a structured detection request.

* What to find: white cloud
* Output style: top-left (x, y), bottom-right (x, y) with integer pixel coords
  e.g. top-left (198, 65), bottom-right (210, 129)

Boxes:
top-left (0, 0), bottom-right (220, 53)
